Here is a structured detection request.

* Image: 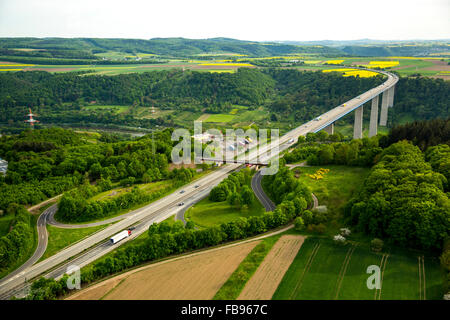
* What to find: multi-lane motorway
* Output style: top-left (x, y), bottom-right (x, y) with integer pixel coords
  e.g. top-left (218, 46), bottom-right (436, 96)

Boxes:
top-left (0, 68), bottom-right (398, 300)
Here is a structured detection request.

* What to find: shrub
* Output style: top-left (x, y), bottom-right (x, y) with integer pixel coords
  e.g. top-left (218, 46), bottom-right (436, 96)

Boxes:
top-left (371, 238), bottom-right (384, 252)
top-left (307, 223), bottom-right (326, 234)
top-left (294, 217), bottom-right (305, 231)
top-left (333, 234), bottom-right (346, 245)
top-left (340, 228), bottom-right (351, 236)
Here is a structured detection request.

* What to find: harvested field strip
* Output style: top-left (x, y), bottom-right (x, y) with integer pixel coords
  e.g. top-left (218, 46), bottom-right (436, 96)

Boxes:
top-left (334, 245), bottom-right (356, 300)
top-left (106, 241), bottom-right (258, 300)
top-left (70, 241), bottom-right (259, 300)
top-left (213, 235), bottom-right (281, 300)
top-left (237, 235), bottom-right (305, 300)
top-left (196, 113), bottom-right (211, 121)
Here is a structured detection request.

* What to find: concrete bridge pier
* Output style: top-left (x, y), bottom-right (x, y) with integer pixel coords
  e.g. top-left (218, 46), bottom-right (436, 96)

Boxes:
top-left (388, 86), bottom-right (395, 107)
top-left (353, 106), bottom-right (363, 139)
top-left (324, 123), bottom-right (334, 135)
top-left (369, 95), bottom-right (379, 137)
top-left (379, 90), bottom-right (389, 126)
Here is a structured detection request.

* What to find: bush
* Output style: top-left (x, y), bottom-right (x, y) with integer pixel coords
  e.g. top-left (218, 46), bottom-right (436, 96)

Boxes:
top-left (333, 234), bottom-right (346, 245)
top-left (307, 223), bottom-right (326, 234)
top-left (294, 217), bottom-right (305, 231)
top-left (371, 238), bottom-right (384, 252)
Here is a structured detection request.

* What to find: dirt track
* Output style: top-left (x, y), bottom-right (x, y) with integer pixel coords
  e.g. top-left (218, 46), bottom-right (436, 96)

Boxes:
top-left (237, 235), bottom-right (305, 300)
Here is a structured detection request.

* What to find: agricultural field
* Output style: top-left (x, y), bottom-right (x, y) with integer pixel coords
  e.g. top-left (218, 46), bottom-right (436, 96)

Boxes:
top-left (68, 240), bottom-right (260, 300)
top-left (272, 237), bottom-right (445, 300)
top-left (83, 105), bottom-right (130, 114)
top-left (185, 197), bottom-right (265, 228)
top-left (213, 234), bottom-right (282, 300)
top-left (203, 114), bottom-right (235, 123)
top-left (237, 235), bottom-right (305, 300)
top-left (193, 106), bottom-right (270, 129)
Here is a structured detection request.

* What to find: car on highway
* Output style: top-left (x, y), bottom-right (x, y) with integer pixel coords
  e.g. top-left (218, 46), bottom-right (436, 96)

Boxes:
top-left (288, 138), bottom-right (295, 144)
top-left (194, 185), bottom-right (200, 188)
top-left (178, 202), bottom-right (184, 206)
top-left (314, 117), bottom-right (321, 121)
top-left (180, 190), bottom-right (185, 194)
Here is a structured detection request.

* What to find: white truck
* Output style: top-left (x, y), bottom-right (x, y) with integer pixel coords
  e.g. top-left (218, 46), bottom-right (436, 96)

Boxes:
top-left (110, 230), bottom-right (131, 244)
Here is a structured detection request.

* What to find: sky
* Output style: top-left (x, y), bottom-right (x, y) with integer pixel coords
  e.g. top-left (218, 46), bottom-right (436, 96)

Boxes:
top-left (0, 0), bottom-right (449, 41)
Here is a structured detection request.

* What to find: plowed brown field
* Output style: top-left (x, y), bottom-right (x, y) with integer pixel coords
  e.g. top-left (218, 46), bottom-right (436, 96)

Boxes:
top-left (68, 240), bottom-right (259, 300)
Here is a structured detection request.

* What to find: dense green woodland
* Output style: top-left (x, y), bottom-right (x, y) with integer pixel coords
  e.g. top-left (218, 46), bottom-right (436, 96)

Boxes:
top-left (0, 69), bottom-right (448, 131)
top-left (0, 204), bottom-right (34, 273)
top-left (0, 127), bottom-right (177, 211)
top-left (345, 141), bottom-right (449, 251)
top-left (385, 118), bottom-right (450, 150)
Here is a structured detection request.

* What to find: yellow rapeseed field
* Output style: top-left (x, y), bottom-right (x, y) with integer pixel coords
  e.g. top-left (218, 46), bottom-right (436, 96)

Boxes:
top-left (323, 68), bottom-right (378, 78)
top-left (199, 63), bottom-right (253, 67)
top-left (364, 61), bottom-right (399, 69)
top-left (325, 60), bottom-right (344, 65)
top-left (208, 70), bottom-right (235, 73)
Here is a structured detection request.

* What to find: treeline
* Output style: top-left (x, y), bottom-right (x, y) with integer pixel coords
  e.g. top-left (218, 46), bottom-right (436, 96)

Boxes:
top-left (345, 141), bottom-right (449, 250)
top-left (0, 56), bottom-right (167, 65)
top-left (0, 175), bottom-right (80, 211)
top-left (0, 128), bottom-right (175, 211)
top-left (262, 163), bottom-right (312, 205)
top-left (0, 204), bottom-right (34, 272)
top-left (390, 77), bottom-right (449, 126)
top-left (264, 68), bottom-right (385, 124)
top-left (56, 167), bottom-right (196, 223)
top-left (209, 169), bottom-right (254, 207)
top-left (285, 136), bottom-right (383, 167)
top-left (384, 117), bottom-right (450, 150)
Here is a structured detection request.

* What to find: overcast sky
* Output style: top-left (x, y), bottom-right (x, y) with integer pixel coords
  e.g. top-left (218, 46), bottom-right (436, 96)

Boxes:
top-left (0, 0), bottom-right (449, 41)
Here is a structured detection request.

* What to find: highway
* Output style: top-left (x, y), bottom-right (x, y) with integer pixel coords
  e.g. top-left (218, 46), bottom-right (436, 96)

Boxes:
top-left (0, 68), bottom-right (398, 299)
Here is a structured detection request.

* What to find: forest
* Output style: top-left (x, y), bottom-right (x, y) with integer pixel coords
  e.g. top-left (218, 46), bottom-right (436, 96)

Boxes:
top-left (345, 140), bottom-right (449, 251)
top-left (0, 127), bottom-right (175, 211)
top-left (1, 69), bottom-right (447, 132)
top-left (0, 204), bottom-right (34, 273)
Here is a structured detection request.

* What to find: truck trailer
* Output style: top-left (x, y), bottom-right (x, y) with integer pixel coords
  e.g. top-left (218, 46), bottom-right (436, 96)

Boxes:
top-left (110, 230), bottom-right (131, 244)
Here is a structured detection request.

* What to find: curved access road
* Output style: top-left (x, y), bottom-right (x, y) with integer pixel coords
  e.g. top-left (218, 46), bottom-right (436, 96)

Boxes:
top-left (0, 68), bottom-right (398, 300)
top-left (251, 170), bottom-right (276, 212)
